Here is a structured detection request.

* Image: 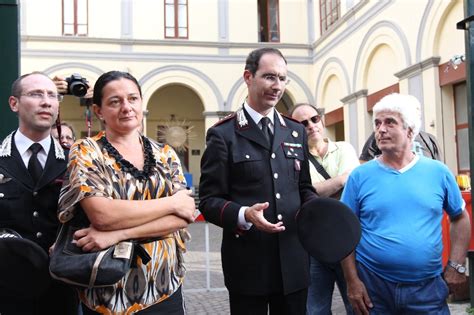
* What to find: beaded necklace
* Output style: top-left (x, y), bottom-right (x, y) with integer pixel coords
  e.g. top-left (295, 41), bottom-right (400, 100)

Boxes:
top-left (99, 135), bottom-right (156, 181)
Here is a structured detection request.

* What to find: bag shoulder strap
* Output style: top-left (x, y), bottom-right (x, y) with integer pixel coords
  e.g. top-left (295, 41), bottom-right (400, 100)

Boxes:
top-left (308, 153), bottom-right (331, 180)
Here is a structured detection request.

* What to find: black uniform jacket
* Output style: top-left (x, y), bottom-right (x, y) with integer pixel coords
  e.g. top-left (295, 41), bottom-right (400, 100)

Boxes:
top-left (199, 107), bottom-right (316, 295)
top-left (0, 132), bottom-right (68, 252)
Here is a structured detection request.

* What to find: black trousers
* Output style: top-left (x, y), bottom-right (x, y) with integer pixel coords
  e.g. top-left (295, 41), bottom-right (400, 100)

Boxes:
top-left (82, 285), bottom-right (185, 315)
top-left (229, 288), bottom-right (308, 315)
top-left (0, 279), bottom-right (78, 315)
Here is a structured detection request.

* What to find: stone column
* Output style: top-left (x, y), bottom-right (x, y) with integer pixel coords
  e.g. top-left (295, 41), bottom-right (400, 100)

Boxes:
top-left (341, 89), bottom-right (368, 153)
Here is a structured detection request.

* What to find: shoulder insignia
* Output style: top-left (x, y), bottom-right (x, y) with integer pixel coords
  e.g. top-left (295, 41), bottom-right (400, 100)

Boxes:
top-left (213, 112), bottom-right (236, 127)
top-left (52, 137), bottom-right (66, 160)
top-left (281, 113), bottom-right (301, 124)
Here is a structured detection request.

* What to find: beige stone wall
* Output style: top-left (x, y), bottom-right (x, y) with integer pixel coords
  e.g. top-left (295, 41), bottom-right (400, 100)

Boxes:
top-left (20, 0), bottom-right (468, 179)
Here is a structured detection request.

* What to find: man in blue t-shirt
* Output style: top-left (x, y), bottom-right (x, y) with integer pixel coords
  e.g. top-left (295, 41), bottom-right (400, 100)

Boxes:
top-left (341, 93), bottom-right (470, 314)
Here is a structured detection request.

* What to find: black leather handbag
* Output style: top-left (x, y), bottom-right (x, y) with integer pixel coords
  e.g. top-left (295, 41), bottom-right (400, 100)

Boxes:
top-left (49, 212), bottom-right (150, 288)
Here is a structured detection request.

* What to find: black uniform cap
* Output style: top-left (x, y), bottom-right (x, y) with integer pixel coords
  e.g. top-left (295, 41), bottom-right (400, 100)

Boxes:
top-left (296, 197), bottom-right (361, 264)
top-left (0, 229), bottom-right (51, 298)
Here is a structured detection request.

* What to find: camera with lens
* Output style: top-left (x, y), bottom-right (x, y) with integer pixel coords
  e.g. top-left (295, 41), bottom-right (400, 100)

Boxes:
top-left (65, 73), bottom-right (89, 97)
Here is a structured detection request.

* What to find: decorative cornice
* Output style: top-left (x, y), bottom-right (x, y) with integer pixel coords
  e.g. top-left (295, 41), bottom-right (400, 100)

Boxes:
top-left (340, 89), bottom-right (368, 103)
top-left (21, 49), bottom-right (312, 64)
top-left (21, 35), bottom-right (311, 50)
top-left (394, 57), bottom-right (441, 79)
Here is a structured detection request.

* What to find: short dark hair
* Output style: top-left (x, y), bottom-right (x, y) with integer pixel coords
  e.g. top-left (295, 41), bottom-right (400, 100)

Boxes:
top-left (289, 103), bottom-right (324, 117)
top-left (245, 48), bottom-right (287, 75)
top-left (93, 71), bottom-right (142, 107)
top-left (11, 71), bottom-right (51, 97)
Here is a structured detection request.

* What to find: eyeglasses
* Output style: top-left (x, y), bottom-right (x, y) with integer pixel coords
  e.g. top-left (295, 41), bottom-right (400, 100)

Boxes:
top-left (300, 115), bottom-right (321, 127)
top-left (60, 135), bottom-right (74, 141)
top-left (261, 74), bottom-right (290, 86)
top-left (20, 92), bottom-right (63, 102)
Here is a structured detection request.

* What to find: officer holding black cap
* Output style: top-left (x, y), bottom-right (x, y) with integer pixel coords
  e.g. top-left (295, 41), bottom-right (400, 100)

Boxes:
top-left (199, 48), bottom-right (317, 314)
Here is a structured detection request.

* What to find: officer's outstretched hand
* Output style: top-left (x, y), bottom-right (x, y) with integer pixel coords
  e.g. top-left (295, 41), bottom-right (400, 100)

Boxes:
top-left (244, 202), bottom-right (285, 233)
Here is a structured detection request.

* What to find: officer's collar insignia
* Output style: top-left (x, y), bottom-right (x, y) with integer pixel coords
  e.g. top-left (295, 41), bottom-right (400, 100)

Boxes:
top-left (52, 138), bottom-right (66, 160)
top-left (0, 133), bottom-right (13, 157)
top-left (236, 107), bottom-right (249, 128)
top-left (237, 107), bottom-right (286, 129)
top-left (276, 111), bottom-right (287, 127)
top-left (292, 130), bottom-right (298, 138)
top-left (0, 132), bottom-right (65, 160)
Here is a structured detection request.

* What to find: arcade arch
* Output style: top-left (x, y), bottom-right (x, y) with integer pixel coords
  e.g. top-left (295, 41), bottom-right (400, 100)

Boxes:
top-left (146, 83), bottom-right (205, 187)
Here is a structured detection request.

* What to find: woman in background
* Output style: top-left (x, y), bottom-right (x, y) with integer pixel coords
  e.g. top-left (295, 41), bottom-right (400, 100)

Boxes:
top-left (51, 121), bottom-right (76, 148)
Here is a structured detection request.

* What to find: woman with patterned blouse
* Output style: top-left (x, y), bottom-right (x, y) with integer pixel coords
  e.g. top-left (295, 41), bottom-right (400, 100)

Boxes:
top-left (57, 71), bottom-right (196, 314)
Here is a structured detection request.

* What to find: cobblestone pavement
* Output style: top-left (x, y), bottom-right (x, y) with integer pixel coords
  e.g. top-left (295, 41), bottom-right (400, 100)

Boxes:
top-left (183, 222), bottom-right (471, 314)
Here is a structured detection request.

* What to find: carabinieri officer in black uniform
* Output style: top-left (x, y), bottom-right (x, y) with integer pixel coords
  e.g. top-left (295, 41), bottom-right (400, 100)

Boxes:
top-left (0, 72), bottom-right (77, 315)
top-left (199, 48), bottom-right (317, 314)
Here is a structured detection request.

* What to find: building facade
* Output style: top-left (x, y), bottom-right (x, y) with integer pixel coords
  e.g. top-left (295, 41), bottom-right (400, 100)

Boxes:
top-left (20, 0), bottom-right (468, 185)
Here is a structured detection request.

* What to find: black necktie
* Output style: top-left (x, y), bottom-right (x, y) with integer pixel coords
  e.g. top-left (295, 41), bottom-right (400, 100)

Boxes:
top-left (28, 143), bottom-right (43, 183)
top-left (261, 117), bottom-right (273, 146)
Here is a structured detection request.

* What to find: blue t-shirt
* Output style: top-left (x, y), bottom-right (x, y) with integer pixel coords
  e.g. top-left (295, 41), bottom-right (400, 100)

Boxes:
top-left (341, 156), bottom-right (465, 282)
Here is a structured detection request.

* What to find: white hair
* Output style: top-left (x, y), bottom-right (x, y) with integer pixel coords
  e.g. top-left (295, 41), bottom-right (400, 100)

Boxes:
top-left (372, 93), bottom-right (421, 138)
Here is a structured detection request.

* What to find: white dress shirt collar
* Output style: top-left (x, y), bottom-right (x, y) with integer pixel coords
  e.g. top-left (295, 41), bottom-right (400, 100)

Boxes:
top-left (14, 130), bottom-right (51, 168)
top-left (244, 101), bottom-right (275, 127)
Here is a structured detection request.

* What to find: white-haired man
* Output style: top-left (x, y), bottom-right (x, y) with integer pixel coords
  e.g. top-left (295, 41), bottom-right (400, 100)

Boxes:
top-left (340, 93), bottom-right (470, 314)
top-left (359, 95), bottom-right (442, 163)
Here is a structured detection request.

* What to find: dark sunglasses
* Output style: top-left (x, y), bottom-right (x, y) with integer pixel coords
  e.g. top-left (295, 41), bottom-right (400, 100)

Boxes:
top-left (301, 115), bottom-right (321, 127)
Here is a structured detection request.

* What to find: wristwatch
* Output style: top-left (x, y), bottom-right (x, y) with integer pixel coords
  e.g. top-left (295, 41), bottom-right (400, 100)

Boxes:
top-left (447, 260), bottom-right (466, 274)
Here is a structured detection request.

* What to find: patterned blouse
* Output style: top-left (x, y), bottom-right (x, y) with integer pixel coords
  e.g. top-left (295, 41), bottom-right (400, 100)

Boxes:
top-left (58, 131), bottom-right (189, 314)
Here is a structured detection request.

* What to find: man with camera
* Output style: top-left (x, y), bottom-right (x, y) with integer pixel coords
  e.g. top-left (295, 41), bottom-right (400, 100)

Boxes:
top-left (54, 73), bottom-right (90, 98)
top-left (52, 74), bottom-right (92, 147)
top-left (0, 72), bottom-right (78, 314)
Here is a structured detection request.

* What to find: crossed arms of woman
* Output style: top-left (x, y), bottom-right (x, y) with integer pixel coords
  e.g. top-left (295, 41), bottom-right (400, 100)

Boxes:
top-left (59, 139), bottom-right (196, 252)
top-left (75, 190), bottom-right (195, 252)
